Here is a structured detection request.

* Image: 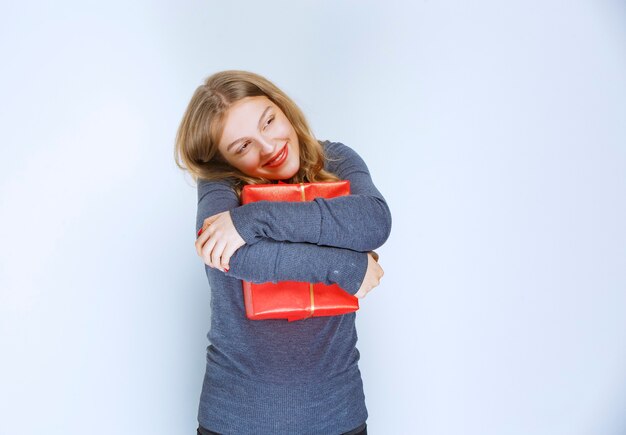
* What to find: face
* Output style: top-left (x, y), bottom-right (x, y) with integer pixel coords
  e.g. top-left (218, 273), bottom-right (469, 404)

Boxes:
top-left (217, 95), bottom-right (300, 180)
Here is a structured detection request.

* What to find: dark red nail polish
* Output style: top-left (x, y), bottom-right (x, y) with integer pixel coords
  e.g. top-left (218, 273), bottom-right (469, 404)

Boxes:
top-left (224, 268), bottom-right (229, 272)
top-left (197, 228), bottom-right (203, 236)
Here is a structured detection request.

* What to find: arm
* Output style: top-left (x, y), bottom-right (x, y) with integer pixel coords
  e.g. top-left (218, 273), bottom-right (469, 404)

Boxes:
top-left (221, 239), bottom-right (368, 295)
top-left (228, 141), bottom-right (392, 252)
top-left (196, 178), bottom-right (368, 295)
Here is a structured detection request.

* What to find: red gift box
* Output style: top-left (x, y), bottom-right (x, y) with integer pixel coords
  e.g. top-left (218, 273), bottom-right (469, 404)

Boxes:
top-left (241, 180), bottom-right (359, 322)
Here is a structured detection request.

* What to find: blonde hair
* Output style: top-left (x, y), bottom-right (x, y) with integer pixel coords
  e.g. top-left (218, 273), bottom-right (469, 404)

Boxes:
top-left (174, 70), bottom-right (340, 198)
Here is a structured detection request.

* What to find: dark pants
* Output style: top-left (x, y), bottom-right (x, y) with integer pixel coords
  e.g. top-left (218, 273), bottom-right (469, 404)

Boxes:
top-left (197, 422), bottom-right (367, 435)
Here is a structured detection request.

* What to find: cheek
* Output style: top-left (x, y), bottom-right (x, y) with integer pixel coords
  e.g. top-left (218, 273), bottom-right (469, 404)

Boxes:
top-left (238, 155), bottom-right (262, 173)
top-left (276, 118), bottom-right (296, 136)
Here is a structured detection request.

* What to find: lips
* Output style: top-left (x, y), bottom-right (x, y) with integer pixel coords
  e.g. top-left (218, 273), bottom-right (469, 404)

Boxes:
top-left (264, 143), bottom-right (288, 167)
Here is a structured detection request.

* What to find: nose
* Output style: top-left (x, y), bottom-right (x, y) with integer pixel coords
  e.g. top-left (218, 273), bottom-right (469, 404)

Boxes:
top-left (257, 136), bottom-right (276, 155)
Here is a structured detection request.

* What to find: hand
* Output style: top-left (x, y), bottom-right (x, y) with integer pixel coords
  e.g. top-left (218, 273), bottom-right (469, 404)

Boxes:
top-left (354, 251), bottom-right (384, 299)
top-left (195, 210), bottom-right (245, 272)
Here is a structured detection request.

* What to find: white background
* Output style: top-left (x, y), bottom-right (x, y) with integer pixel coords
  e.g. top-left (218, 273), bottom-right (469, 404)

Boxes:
top-left (1, 1), bottom-right (625, 434)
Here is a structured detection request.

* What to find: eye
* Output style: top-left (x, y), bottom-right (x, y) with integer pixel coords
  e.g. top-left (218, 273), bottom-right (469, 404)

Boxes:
top-left (236, 141), bottom-right (251, 154)
top-left (234, 116), bottom-right (274, 155)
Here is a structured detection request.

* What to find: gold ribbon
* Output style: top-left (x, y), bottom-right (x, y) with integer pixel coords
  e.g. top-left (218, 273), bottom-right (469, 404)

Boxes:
top-left (300, 183), bottom-right (315, 319)
top-left (308, 283), bottom-right (315, 318)
top-left (299, 182), bottom-right (306, 201)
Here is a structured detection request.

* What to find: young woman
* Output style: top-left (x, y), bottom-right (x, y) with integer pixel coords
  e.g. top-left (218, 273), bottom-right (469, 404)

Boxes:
top-left (175, 70), bottom-right (392, 435)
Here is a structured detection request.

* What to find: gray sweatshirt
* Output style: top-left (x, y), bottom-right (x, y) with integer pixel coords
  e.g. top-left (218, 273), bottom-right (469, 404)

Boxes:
top-left (195, 141), bottom-right (392, 434)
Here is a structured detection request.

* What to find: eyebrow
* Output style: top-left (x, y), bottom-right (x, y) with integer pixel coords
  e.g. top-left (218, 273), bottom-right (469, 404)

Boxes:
top-left (225, 105), bottom-right (272, 153)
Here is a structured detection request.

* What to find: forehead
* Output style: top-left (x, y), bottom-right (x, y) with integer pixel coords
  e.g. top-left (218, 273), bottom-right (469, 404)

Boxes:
top-left (225, 96), bottom-right (273, 126)
top-left (219, 96), bottom-right (274, 145)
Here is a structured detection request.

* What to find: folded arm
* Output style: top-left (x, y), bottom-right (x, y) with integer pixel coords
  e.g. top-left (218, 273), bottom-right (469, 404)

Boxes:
top-left (228, 141), bottom-right (392, 252)
top-left (216, 239), bottom-right (368, 295)
top-left (196, 177), bottom-right (368, 295)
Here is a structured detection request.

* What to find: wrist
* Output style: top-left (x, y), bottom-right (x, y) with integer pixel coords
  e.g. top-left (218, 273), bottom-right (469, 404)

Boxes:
top-left (229, 204), bottom-right (263, 245)
top-left (333, 250), bottom-right (369, 295)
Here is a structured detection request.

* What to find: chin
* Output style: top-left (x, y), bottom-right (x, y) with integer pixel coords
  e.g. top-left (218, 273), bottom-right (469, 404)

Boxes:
top-left (265, 159), bottom-right (299, 181)
top-left (269, 171), bottom-right (297, 181)
top-left (283, 160), bottom-right (300, 179)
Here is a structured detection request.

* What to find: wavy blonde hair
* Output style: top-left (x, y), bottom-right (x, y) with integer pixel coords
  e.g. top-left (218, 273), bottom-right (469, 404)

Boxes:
top-left (174, 70), bottom-right (341, 198)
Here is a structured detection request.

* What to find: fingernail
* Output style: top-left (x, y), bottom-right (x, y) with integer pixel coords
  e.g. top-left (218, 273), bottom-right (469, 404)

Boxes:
top-left (197, 228), bottom-right (203, 236)
top-left (224, 268), bottom-right (229, 272)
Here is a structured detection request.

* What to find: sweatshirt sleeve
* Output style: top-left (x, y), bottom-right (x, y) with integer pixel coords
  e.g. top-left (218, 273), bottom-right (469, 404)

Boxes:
top-left (222, 239), bottom-right (368, 295)
top-left (228, 141), bottom-right (392, 252)
top-left (196, 177), bottom-right (368, 295)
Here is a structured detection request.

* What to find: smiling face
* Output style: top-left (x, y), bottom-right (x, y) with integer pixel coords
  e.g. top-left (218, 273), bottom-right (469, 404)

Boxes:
top-left (217, 95), bottom-right (301, 180)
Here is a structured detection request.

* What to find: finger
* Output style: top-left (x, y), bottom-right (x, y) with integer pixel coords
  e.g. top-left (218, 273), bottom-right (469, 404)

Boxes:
top-left (221, 244), bottom-right (238, 271)
top-left (196, 235), bottom-right (206, 257)
top-left (375, 263), bottom-right (384, 275)
top-left (198, 218), bottom-right (214, 237)
top-left (196, 226), bottom-right (213, 256)
top-left (196, 231), bottom-right (212, 257)
top-left (201, 234), bottom-right (218, 266)
top-left (211, 240), bottom-right (228, 271)
top-left (356, 285), bottom-right (372, 299)
top-left (195, 238), bottom-right (201, 256)
top-left (204, 214), bottom-right (221, 225)
top-left (375, 265), bottom-right (383, 278)
top-left (221, 236), bottom-right (245, 270)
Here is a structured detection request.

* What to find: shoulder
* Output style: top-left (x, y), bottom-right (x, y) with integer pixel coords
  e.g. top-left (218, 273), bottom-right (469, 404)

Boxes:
top-left (197, 177), bottom-right (234, 191)
top-left (197, 177), bottom-right (238, 200)
top-left (320, 140), bottom-right (370, 173)
top-left (321, 140), bottom-right (356, 158)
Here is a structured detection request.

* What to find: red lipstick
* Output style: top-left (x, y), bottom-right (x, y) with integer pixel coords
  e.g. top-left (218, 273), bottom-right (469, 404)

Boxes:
top-left (264, 143), bottom-right (288, 167)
